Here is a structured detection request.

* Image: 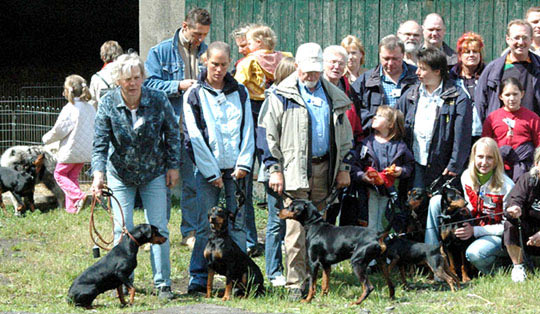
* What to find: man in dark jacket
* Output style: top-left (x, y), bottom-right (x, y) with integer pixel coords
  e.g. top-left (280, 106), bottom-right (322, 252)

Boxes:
top-left (352, 35), bottom-right (418, 132)
top-left (475, 19), bottom-right (540, 122)
top-left (422, 13), bottom-right (458, 69)
top-left (397, 48), bottom-right (472, 188)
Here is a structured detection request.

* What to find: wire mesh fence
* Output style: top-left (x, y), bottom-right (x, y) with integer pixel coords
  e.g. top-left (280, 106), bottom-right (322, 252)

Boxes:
top-left (0, 84), bottom-right (92, 183)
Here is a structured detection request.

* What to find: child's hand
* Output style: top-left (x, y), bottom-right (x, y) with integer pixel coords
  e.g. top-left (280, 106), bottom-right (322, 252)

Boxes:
top-left (391, 166), bottom-right (402, 177)
top-left (362, 173), bottom-right (376, 184)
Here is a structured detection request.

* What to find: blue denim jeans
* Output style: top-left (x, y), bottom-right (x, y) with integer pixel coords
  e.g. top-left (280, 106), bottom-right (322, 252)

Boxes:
top-left (107, 173), bottom-right (171, 288)
top-left (244, 170), bottom-right (258, 249)
top-left (179, 145), bottom-right (198, 237)
top-left (466, 235), bottom-right (506, 274)
top-left (265, 186), bottom-right (285, 280)
top-left (425, 195), bottom-right (442, 246)
top-left (188, 168), bottom-right (247, 288)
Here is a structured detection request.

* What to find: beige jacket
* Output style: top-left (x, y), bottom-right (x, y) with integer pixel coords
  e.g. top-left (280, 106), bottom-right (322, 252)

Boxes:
top-left (259, 72), bottom-right (353, 191)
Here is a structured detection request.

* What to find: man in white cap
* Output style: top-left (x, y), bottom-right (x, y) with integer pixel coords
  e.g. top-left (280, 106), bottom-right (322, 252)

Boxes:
top-left (258, 42), bottom-right (353, 300)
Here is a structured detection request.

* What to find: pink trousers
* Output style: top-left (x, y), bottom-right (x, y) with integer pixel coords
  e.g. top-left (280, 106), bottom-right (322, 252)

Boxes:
top-left (53, 163), bottom-right (85, 213)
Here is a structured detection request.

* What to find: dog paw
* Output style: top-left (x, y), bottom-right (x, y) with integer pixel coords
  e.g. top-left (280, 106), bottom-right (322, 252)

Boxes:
top-left (221, 296), bottom-right (231, 301)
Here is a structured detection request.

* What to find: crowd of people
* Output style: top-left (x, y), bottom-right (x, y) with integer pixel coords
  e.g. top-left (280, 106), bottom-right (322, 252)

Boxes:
top-left (43, 6), bottom-right (540, 301)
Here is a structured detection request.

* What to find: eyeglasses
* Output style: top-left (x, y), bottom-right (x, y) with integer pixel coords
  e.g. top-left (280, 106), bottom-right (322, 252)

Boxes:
top-left (325, 60), bottom-right (345, 67)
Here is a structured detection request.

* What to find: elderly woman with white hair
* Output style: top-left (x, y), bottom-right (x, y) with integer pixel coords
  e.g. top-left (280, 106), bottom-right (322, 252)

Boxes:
top-left (91, 53), bottom-right (181, 300)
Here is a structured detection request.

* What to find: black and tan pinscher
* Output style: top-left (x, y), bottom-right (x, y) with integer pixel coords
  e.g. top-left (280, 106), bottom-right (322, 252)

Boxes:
top-left (384, 235), bottom-right (460, 291)
top-left (67, 224), bottom-right (167, 308)
top-left (279, 199), bottom-right (394, 305)
top-left (204, 206), bottom-right (265, 301)
top-left (438, 182), bottom-right (476, 282)
top-left (0, 154), bottom-right (44, 215)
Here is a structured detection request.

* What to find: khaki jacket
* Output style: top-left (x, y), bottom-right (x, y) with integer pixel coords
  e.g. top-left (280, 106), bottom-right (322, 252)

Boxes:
top-left (259, 72), bottom-right (353, 191)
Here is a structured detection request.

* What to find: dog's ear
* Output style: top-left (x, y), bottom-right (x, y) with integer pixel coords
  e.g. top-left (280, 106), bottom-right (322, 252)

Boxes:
top-left (33, 154), bottom-right (45, 175)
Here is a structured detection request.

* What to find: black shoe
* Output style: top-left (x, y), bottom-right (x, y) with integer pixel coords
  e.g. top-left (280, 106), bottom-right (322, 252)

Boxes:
top-left (158, 286), bottom-right (176, 300)
top-left (187, 284), bottom-right (206, 296)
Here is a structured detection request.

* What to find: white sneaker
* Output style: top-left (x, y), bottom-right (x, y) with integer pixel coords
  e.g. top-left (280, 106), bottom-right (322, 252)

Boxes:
top-left (511, 264), bottom-right (526, 283)
top-left (270, 275), bottom-right (287, 287)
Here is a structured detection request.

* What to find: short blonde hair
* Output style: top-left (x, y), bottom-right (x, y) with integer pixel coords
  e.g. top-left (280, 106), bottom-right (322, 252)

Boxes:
top-left (341, 35), bottom-right (366, 66)
top-left (246, 24), bottom-right (277, 50)
top-left (64, 75), bottom-right (92, 103)
top-left (100, 40), bottom-right (123, 63)
top-left (111, 53), bottom-right (145, 83)
top-left (273, 57), bottom-right (296, 85)
top-left (467, 137), bottom-right (505, 192)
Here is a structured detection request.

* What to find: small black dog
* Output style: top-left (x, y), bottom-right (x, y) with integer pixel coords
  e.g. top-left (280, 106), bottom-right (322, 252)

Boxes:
top-left (404, 187), bottom-right (430, 241)
top-left (0, 154), bottom-right (44, 215)
top-left (385, 235), bottom-right (460, 291)
top-left (279, 199), bottom-right (394, 305)
top-left (67, 224), bottom-right (167, 308)
top-left (204, 206), bottom-right (265, 301)
top-left (438, 183), bottom-right (475, 282)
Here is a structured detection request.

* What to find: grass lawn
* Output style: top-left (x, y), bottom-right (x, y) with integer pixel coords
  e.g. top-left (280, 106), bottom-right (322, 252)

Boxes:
top-left (1, 201), bottom-right (540, 313)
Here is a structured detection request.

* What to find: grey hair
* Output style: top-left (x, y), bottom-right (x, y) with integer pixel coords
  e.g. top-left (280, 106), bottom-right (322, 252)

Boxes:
top-left (323, 45), bottom-right (348, 62)
top-left (111, 53), bottom-right (145, 83)
top-left (379, 34), bottom-right (405, 54)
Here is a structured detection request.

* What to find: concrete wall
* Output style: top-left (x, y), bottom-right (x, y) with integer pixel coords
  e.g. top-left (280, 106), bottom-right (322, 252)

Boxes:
top-left (139, 0), bottom-right (186, 62)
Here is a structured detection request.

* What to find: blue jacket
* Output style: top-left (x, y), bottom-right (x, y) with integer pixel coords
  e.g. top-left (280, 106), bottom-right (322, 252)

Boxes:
top-left (144, 28), bottom-right (208, 117)
top-left (474, 51), bottom-right (540, 122)
top-left (182, 71), bottom-right (254, 182)
top-left (397, 80), bottom-right (472, 186)
top-left (349, 134), bottom-right (414, 183)
top-left (352, 62), bottom-right (418, 132)
top-left (92, 86), bottom-right (181, 186)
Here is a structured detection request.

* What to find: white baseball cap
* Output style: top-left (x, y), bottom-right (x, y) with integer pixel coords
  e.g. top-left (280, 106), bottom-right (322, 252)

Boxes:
top-left (295, 43), bottom-right (323, 73)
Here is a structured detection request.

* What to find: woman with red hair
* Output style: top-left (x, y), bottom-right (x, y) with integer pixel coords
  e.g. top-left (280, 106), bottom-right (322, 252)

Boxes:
top-left (450, 32), bottom-right (486, 144)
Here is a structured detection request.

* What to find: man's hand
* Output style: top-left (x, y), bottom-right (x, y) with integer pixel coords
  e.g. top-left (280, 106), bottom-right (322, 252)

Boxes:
top-left (179, 79), bottom-right (197, 91)
top-left (506, 205), bottom-right (522, 219)
top-left (91, 171), bottom-right (105, 196)
top-left (442, 168), bottom-right (457, 177)
top-left (166, 169), bottom-right (179, 188)
top-left (232, 168), bottom-right (248, 179)
top-left (455, 222), bottom-right (474, 240)
top-left (336, 171), bottom-right (350, 189)
top-left (527, 231), bottom-right (540, 247)
top-left (269, 171), bottom-right (284, 195)
top-left (210, 177), bottom-right (224, 189)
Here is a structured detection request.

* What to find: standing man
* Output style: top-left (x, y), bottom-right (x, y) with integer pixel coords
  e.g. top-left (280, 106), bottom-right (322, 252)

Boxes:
top-left (397, 20), bottom-right (423, 66)
top-left (259, 42), bottom-right (353, 300)
top-left (352, 35), bottom-right (418, 131)
top-left (144, 8), bottom-right (211, 249)
top-left (422, 13), bottom-right (458, 68)
top-left (526, 6), bottom-right (540, 55)
top-left (475, 19), bottom-right (540, 122)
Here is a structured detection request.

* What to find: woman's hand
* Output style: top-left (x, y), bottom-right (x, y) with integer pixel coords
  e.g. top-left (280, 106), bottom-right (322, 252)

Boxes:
top-left (506, 205), bottom-right (522, 219)
top-left (166, 169), bottom-right (179, 188)
top-left (391, 166), bottom-right (403, 177)
top-left (91, 171), bottom-right (105, 196)
top-left (442, 168), bottom-right (457, 177)
top-left (210, 177), bottom-right (224, 189)
top-left (362, 173), bottom-right (375, 184)
top-left (455, 223), bottom-right (474, 240)
top-left (527, 231), bottom-right (540, 247)
top-left (232, 168), bottom-right (248, 180)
